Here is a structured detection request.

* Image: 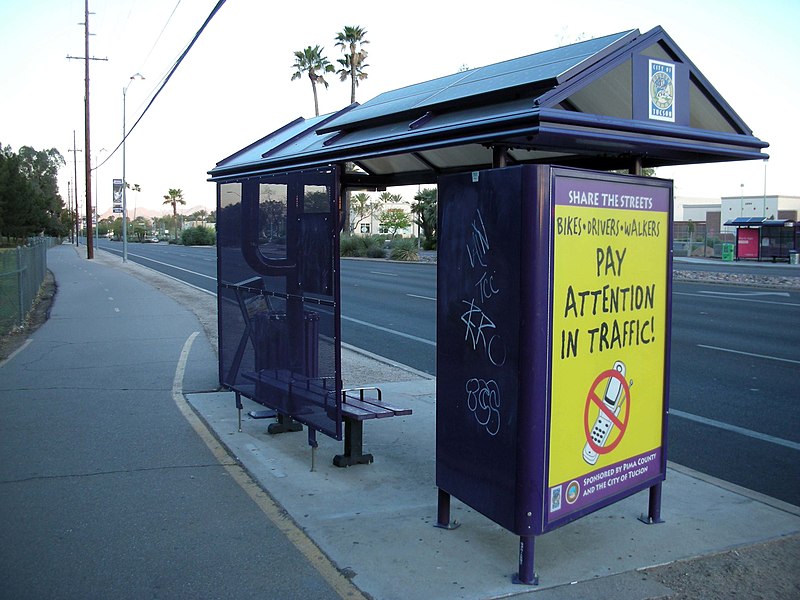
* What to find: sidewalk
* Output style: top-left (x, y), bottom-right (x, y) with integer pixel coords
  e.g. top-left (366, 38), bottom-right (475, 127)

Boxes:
top-left (0, 244), bottom-right (350, 599)
top-left (174, 258), bottom-right (799, 597)
top-left (3, 243), bottom-right (799, 599)
top-left (188, 387), bottom-right (800, 599)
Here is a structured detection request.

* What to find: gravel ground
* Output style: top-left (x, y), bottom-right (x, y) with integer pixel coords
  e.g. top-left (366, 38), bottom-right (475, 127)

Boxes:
top-left (3, 249), bottom-right (799, 599)
top-left (673, 268), bottom-right (800, 289)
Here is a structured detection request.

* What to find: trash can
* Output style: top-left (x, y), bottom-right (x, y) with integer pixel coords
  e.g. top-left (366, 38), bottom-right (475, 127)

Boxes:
top-left (790, 250), bottom-right (799, 265)
top-left (722, 243), bottom-right (734, 262)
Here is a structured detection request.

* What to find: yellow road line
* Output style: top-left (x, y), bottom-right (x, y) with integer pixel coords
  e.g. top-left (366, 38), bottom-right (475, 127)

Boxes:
top-left (172, 332), bottom-right (366, 600)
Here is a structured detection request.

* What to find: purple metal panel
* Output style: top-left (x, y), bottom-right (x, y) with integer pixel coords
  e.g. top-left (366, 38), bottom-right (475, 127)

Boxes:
top-left (436, 165), bottom-right (672, 539)
top-left (516, 165), bottom-right (553, 536)
top-left (436, 167), bottom-right (525, 532)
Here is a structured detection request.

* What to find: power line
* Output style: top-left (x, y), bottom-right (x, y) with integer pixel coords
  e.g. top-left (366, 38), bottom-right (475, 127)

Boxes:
top-left (141, 1), bottom-right (183, 70)
top-left (96, 0), bottom-right (226, 171)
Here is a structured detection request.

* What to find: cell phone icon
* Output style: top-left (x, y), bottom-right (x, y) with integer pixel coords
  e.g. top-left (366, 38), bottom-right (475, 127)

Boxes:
top-left (582, 361), bottom-right (626, 465)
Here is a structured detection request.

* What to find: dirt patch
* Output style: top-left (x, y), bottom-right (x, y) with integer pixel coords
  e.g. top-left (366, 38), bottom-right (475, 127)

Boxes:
top-left (643, 533), bottom-right (800, 599)
top-left (0, 270), bottom-right (56, 361)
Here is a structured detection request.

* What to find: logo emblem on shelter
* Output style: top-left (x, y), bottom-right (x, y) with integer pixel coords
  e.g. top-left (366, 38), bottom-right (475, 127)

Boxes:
top-left (648, 60), bottom-right (675, 122)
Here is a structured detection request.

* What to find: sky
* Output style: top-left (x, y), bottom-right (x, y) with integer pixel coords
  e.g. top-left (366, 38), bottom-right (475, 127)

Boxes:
top-left (1, 0), bottom-right (798, 219)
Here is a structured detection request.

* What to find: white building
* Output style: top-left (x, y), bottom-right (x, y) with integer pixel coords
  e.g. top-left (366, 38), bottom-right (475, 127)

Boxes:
top-left (678, 195), bottom-right (800, 237)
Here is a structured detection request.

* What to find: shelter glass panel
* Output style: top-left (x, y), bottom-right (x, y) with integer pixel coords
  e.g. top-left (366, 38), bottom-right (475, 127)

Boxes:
top-left (258, 182), bottom-right (288, 260)
top-left (216, 168), bottom-right (341, 439)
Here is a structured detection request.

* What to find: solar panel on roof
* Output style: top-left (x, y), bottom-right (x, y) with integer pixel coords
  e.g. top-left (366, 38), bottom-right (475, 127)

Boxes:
top-left (317, 30), bottom-right (637, 133)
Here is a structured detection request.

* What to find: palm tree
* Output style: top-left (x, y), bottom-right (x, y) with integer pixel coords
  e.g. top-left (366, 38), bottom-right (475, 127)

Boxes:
top-left (163, 188), bottom-right (186, 242)
top-left (291, 45), bottom-right (335, 116)
top-left (335, 25), bottom-right (369, 104)
top-left (193, 209), bottom-right (208, 226)
top-left (127, 183), bottom-right (141, 220)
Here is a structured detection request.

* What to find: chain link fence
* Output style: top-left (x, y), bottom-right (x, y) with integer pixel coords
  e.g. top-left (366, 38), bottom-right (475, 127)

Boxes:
top-left (672, 222), bottom-right (735, 258)
top-left (0, 237), bottom-right (57, 334)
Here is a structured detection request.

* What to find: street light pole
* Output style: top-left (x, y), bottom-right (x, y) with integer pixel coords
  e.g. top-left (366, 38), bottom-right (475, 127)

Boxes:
top-left (122, 73), bottom-right (144, 263)
top-left (95, 147), bottom-right (106, 245)
top-left (762, 158), bottom-right (768, 218)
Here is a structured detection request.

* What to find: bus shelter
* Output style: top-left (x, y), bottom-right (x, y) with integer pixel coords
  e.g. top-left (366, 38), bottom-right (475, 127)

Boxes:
top-left (724, 217), bottom-right (799, 261)
top-left (209, 26), bottom-right (767, 584)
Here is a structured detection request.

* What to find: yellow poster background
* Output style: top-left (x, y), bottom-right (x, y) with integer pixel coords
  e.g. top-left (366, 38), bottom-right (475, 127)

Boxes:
top-left (548, 204), bottom-right (668, 487)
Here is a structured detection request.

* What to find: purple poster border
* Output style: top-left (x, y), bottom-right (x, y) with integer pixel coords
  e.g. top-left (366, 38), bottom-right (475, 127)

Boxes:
top-left (546, 448), bottom-right (663, 525)
top-left (554, 176), bottom-right (670, 213)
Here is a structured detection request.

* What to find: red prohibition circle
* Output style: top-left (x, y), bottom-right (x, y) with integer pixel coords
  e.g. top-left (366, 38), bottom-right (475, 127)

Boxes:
top-left (583, 368), bottom-right (631, 455)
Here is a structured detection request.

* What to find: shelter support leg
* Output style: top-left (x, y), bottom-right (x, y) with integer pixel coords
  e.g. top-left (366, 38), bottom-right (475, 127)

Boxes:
top-left (434, 489), bottom-right (460, 530)
top-left (235, 392), bottom-right (243, 432)
top-left (638, 482), bottom-right (665, 524)
top-left (267, 413), bottom-right (303, 434)
top-left (514, 536), bottom-right (538, 585)
top-left (333, 419), bottom-right (373, 467)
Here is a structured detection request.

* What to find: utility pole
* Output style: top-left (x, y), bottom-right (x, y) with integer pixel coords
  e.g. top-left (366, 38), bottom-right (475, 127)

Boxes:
top-left (67, 0), bottom-right (106, 259)
top-left (67, 181), bottom-right (73, 243)
top-left (68, 130), bottom-right (82, 246)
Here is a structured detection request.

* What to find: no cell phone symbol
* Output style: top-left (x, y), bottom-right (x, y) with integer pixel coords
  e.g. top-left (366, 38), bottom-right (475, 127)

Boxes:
top-left (582, 360), bottom-right (631, 465)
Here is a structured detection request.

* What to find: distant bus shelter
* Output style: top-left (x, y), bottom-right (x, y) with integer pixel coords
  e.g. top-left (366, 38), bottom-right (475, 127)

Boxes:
top-left (724, 217), bottom-right (799, 261)
top-left (209, 26), bottom-right (767, 584)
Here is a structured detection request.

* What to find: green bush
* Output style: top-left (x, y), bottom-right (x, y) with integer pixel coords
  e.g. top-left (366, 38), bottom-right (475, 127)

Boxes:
top-left (340, 235), bottom-right (363, 257)
top-left (422, 237), bottom-right (437, 251)
top-left (340, 235), bottom-right (386, 258)
top-left (389, 238), bottom-right (419, 261)
top-left (181, 226), bottom-right (216, 246)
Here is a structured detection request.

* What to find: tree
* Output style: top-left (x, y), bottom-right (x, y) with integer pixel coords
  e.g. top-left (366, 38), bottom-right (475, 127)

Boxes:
top-left (335, 25), bottom-right (369, 104)
top-left (0, 144), bottom-right (66, 243)
top-left (291, 45), bottom-right (335, 116)
top-left (127, 183), bottom-right (141, 219)
top-left (132, 216), bottom-right (148, 242)
top-left (411, 187), bottom-right (438, 250)
top-left (349, 192), bottom-right (375, 234)
top-left (380, 208), bottom-right (412, 238)
top-left (378, 191), bottom-right (402, 205)
top-left (163, 188), bottom-right (186, 242)
top-left (192, 209), bottom-right (208, 225)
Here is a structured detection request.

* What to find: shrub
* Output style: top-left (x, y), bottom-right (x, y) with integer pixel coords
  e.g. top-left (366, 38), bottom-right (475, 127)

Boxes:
top-left (340, 235), bottom-right (363, 257)
top-left (340, 235), bottom-right (386, 258)
top-left (181, 226), bottom-right (216, 246)
top-left (389, 238), bottom-right (419, 261)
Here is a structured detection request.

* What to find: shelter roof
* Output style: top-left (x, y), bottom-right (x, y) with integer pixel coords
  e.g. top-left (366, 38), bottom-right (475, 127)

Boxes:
top-left (210, 26), bottom-right (768, 187)
top-left (725, 217), bottom-right (795, 227)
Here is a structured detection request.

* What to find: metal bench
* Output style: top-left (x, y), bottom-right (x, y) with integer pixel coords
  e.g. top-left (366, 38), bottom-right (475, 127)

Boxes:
top-left (237, 374), bottom-right (412, 467)
top-left (334, 387), bottom-right (413, 467)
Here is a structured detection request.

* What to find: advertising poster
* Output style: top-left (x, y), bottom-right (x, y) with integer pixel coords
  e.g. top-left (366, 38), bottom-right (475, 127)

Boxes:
top-left (113, 178), bottom-right (124, 214)
top-left (736, 228), bottom-right (760, 259)
top-left (546, 173), bottom-right (670, 526)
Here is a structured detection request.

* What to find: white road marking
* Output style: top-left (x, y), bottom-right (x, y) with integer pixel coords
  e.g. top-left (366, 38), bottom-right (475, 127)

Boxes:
top-left (698, 290), bottom-right (790, 298)
top-left (342, 315), bottom-right (436, 346)
top-left (670, 409), bottom-right (800, 451)
top-left (673, 291), bottom-right (800, 307)
top-left (697, 344), bottom-right (800, 365)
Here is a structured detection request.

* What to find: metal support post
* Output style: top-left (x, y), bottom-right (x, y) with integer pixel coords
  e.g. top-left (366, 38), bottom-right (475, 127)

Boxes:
top-left (514, 536), bottom-right (538, 585)
top-left (235, 392), bottom-right (243, 432)
top-left (267, 413), bottom-right (303, 434)
top-left (434, 489), bottom-right (460, 530)
top-left (639, 482), bottom-right (664, 524)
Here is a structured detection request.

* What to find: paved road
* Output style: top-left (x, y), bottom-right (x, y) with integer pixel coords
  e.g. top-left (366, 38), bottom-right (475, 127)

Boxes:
top-left (94, 239), bottom-right (800, 505)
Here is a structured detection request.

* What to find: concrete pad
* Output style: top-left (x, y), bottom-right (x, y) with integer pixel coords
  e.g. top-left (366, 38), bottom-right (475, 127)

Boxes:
top-left (188, 383), bottom-right (800, 600)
